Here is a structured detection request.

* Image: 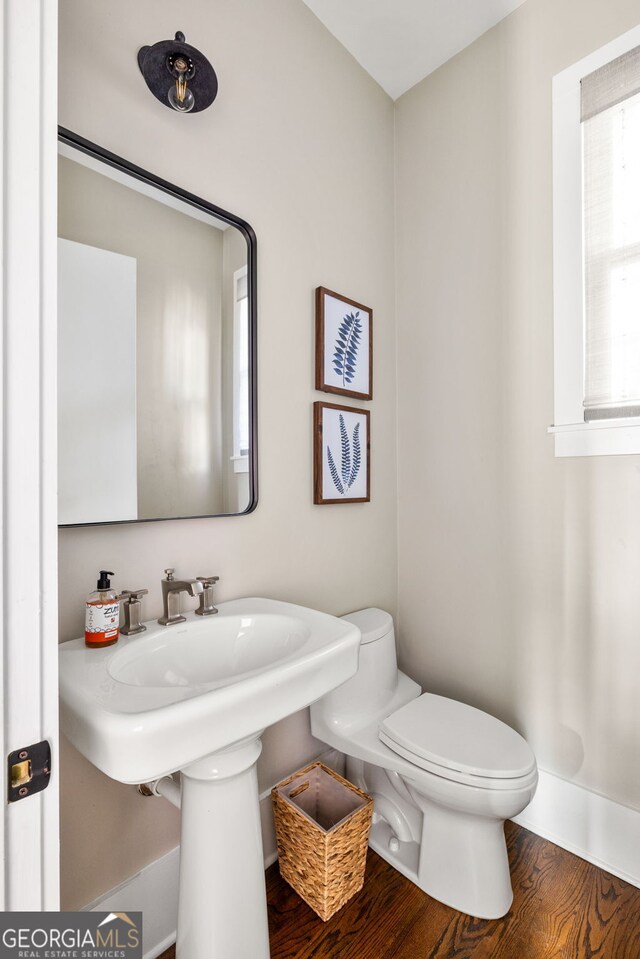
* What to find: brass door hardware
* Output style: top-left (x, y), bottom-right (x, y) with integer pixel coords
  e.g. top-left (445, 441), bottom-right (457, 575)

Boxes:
top-left (7, 740), bottom-right (51, 803)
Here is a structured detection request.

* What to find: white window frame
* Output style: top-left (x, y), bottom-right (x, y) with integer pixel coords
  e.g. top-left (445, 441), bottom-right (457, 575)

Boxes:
top-left (231, 266), bottom-right (249, 474)
top-left (551, 23), bottom-right (640, 456)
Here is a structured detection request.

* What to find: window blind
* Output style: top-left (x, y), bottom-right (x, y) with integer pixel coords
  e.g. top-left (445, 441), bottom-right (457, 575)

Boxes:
top-left (582, 45), bottom-right (640, 421)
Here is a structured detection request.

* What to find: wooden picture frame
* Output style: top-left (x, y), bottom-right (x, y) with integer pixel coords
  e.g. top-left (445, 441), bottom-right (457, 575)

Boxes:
top-left (315, 287), bottom-right (373, 400)
top-left (314, 402), bottom-right (370, 505)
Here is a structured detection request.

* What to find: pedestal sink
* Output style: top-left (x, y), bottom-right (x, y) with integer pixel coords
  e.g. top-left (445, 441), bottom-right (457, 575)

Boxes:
top-left (59, 598), bottom-right (361, 959)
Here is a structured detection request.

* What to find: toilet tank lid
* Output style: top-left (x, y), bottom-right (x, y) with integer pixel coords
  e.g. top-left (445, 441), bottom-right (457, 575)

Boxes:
top-left (340, 608), bottom-right (393, 644)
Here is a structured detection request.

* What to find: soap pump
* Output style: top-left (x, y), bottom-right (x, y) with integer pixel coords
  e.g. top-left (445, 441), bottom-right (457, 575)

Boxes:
top-left (85, 570), bottom-right (120, 648)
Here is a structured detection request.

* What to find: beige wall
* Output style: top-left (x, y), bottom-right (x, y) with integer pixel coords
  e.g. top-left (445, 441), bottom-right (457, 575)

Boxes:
top-left (58, 0), bottom-right (395, 909)
top-left (396, 0), bottom-right (640, 811)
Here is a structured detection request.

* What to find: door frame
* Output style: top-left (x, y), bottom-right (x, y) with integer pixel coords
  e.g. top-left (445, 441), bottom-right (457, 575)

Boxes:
top-left (0, 0), bottom-right (59, 909)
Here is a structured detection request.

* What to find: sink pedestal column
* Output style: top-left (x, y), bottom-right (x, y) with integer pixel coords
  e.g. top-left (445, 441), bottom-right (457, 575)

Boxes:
top-left (177, 736), bottom-right (269, 959)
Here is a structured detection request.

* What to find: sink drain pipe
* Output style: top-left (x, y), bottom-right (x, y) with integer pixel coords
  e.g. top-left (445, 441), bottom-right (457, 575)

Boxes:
top-left (138, 775), bottom-right (181, 809)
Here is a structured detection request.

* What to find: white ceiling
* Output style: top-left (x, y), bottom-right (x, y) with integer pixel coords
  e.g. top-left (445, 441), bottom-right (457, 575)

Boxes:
top-left (301, 0), bottom-right (526, 100)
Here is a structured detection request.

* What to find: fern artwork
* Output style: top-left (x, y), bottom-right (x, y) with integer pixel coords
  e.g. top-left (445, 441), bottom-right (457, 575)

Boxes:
top-left (316, 287), bottom-right (372, 400)
top-left (314, 402), bottom-right (370, 504)
top-left (326, 415), bottom-right (361, 495)
top-left (333, 312), bottom-right (363, 390)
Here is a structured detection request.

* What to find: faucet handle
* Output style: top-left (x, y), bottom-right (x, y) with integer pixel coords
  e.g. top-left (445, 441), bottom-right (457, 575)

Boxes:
top-left (120, 588), bottom-right (148, 636)
top-left (197, 576), bottom-right (219, 587)
top-left (164, 568), bottom-right (175, 581)
top-left (122, 588), bottom-right (149, 602)
top-left (195, 576), bottom-right (219, 616)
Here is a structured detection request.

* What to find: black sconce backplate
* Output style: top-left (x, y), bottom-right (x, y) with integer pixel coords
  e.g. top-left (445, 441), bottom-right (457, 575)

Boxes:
top-left (138, 33), bottom-right (218, 113)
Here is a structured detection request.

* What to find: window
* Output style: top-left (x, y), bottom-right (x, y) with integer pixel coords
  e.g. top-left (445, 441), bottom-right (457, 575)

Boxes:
top-left (551, 25), bottom-right (640, 455)
top-left (231, 266), bottom-right (250, 472)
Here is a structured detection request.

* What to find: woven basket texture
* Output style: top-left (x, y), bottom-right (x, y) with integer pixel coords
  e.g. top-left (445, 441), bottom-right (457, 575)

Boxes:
top-left (272, 761), bottom-right (373, 921)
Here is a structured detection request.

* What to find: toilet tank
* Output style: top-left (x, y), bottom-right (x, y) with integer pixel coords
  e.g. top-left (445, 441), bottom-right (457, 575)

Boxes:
top-left (315, 608), bottom-right (400, 727)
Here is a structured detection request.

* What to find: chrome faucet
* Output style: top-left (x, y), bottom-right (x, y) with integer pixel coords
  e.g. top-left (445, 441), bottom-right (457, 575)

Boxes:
top-left (158, 568), bottom-right (204, 626)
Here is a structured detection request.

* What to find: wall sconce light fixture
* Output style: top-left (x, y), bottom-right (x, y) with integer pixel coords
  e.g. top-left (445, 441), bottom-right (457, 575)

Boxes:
top-left (137, 31), bottom-right (218, 114)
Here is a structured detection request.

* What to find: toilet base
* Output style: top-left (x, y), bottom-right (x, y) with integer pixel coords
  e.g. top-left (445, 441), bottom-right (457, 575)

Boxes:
top-left (369, 802), bottom-right (513, 920)
top-left (413, 793), bottom-right (513, 919)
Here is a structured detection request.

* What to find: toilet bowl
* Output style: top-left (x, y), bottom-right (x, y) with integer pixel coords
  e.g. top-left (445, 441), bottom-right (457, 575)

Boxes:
top-left (310, 608), bottom-right (537, 919)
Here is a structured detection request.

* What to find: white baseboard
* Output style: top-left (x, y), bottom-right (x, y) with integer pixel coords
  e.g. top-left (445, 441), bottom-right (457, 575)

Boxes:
top-left (83, 845), bottom-right (180, 959)
top-left (512, 768), bottom-right (640, 889)
top-left (82, 749), bottom-right (345, 959)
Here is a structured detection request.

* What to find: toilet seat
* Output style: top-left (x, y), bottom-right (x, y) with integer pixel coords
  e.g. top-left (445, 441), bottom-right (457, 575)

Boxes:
top-left (379, 693), bottom-right (537, 789)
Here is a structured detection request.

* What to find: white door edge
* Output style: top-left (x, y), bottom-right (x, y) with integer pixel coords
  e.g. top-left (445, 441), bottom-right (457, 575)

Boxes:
top-left (0, 0), bottom-right (60, 910)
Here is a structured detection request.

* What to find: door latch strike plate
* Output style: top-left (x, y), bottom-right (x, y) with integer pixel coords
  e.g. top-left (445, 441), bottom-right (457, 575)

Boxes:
top-left (7, 741), bottom-right (51, 803)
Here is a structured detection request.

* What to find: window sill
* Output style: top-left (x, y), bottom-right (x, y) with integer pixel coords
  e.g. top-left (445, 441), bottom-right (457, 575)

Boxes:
top-left (549, 418), bottom-right (640, 456)
top-left (231, 455), bottom-right (249, 474)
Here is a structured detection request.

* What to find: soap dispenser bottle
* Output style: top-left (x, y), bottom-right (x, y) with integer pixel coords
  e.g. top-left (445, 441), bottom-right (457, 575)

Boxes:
top-left (85, 570), bottom-right (120, 648)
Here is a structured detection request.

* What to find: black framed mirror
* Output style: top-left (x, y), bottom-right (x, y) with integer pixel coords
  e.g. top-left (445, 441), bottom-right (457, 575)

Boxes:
top-left (57, 128), bottom-right (257, 526)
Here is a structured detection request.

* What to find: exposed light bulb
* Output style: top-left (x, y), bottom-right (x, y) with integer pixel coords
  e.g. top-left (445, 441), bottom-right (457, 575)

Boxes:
top-left (168, 57), bottom-right (195, 112)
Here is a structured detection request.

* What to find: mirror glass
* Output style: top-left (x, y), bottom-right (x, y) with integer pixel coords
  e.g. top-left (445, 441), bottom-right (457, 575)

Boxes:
top-left (57, 131), bottom-right (257, 526)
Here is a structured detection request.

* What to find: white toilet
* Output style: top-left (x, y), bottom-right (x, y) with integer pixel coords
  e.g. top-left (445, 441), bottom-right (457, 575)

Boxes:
top-left (310, 608), bottom-right (537, 919)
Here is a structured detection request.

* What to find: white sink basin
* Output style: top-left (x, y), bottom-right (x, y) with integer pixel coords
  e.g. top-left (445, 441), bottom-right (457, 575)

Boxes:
top-left (108, 613), bottom-right (309, 688)
top-left (59, 597), bottom-right (360, 784)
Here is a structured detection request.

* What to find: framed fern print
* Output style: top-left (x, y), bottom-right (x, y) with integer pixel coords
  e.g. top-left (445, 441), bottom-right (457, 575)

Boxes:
top-left (314, 402), bottom-right (370, 504)
top-left (315, 287), bottom-right (373, 400)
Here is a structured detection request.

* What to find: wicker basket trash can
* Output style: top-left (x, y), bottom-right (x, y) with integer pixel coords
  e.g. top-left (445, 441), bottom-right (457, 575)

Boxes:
top-left (272, 761), bottom-right (373, 921)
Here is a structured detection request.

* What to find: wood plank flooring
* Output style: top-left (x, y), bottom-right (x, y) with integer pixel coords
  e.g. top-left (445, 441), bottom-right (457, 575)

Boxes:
top-left (159, 822), bottom-right (640, 958)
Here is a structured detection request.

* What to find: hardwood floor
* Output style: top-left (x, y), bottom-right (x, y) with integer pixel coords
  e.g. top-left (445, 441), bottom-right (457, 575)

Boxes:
top-left (159, 822), bottom-right (640, 958)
